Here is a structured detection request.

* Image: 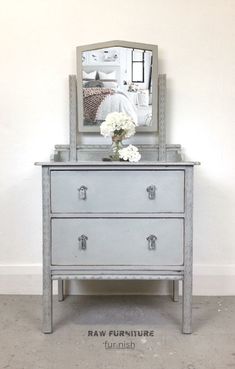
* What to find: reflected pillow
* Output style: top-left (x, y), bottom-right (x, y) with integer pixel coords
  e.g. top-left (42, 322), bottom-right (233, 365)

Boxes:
top-left (84, 80), bottom-right (104, 88)
top-left (102, 81), bottom-right (118, 90)
top-left (98, 71), bottom-right (116, 80)
top-left (82, 70), bottom-right (97, 80)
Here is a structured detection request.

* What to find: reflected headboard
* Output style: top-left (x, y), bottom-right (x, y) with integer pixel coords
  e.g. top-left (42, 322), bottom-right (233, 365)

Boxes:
top-left (82, 65), bottom-right (121, 87)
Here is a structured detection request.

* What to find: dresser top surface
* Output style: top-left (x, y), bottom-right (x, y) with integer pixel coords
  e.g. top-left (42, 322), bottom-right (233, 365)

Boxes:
top-left (35, 161), bottom-right (200, 167)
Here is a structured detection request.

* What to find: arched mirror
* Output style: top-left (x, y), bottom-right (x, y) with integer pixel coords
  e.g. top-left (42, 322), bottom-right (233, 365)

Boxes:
top-left (77, 40), bottom-right (158, 133)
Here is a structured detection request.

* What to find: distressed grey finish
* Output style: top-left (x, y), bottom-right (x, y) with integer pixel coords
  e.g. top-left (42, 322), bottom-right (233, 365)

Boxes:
top-left (69, 75), bottom-right (77, 161)
top-left (58, 279), bottom-right (64, 302)
top-left (76, 40), bottom-right (158, 133)
top-left (36, 162), bottom-right (197, 334)
top-left (50, 170), bottom-right (184, 213)
top-left (36, 41), bottom-right (198, 334)
top-left (158, 74), bottom-right (166, 161)
top-left (52, 275), bottom-right (183, 281)
top-left (36, 161), bottom-right (197, 167)
top-left (54, 144), bottom-right (182, 162)
top-left (173, 280), bottom-right (179, 302)
top-left (52, 218), bottom-right (183, 266)
top-left (42, 167), bottom-right (52, 333)
top-left (50, 265), bottom-right (184, 271)
top-left (182, 166), bottom-right (194, 334)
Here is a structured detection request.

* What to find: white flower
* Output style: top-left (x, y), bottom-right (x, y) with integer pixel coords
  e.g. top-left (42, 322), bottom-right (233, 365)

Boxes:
top-left (119, 145), bottom-right (141, 163)
top-left (100, 112), bottom-right (136, 139)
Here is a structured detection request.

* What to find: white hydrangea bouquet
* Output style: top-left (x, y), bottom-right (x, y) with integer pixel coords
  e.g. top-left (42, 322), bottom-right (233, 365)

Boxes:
top-left (100, 112), bottom-right (141, 162)
top-left (119, 145), bottom-right (141, 162)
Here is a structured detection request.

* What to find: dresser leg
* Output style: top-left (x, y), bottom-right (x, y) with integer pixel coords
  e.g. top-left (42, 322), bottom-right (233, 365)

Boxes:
top-left (182, 278), bottom-right (192, 334)
top-left (42, 166), bottom-right (53, 333)
top-left (182, 166), bottom-right (193, 334)
top-left (43, 275), bottom-right (53, 333)
top-left (58, 279), bottom-right (64, 302)
top-left (172, 280), bottom-right (179, 302)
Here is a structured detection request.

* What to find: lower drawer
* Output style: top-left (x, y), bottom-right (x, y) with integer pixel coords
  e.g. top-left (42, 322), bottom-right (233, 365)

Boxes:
top-left (51, 218), bottom-right (183, 266)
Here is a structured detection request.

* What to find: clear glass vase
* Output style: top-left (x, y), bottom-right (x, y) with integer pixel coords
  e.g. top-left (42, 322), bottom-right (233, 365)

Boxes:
top-left (111, 136), bottom-right (123, 161)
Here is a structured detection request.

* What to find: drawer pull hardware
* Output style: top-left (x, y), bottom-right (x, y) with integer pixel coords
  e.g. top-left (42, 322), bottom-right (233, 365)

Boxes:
top-left (147, 235), bottom-right (157, 250)
top-left (146, 185), bottom-right (156, 200)
top-left (78, 235), bottom-right (88, 250)
top-left (78, 185), bottom-right (88, 200)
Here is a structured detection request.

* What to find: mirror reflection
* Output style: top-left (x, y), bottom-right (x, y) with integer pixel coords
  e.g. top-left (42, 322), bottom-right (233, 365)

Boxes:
top-left (82, 47), bottom-right (153, 127)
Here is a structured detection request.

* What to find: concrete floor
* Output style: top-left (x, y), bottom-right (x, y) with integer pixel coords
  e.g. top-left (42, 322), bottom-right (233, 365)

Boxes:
top-left (0, 295), bottom-right (235, 369)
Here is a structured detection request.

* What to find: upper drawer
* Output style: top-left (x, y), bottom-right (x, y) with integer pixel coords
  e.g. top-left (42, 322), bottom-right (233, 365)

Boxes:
top-left (50, 170), bottom-right (184, 213)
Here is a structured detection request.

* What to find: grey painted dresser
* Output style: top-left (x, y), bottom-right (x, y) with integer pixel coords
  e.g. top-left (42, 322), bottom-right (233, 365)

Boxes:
top-left (36, 40), bottom-right (199, 334)
top-left (36, 160), bottom-right (196, 334)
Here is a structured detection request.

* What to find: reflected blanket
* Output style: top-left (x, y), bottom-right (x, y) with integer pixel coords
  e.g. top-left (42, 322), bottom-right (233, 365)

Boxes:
top-left (83, 88), bottom-right (114, 122)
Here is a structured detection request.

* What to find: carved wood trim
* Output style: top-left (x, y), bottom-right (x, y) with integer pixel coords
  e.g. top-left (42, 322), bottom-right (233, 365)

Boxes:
top-left (52, 275), bottom-right (183, 281)
top-left (69, 75), bottom-right (77, 161)
top-left (158, 74), bottom-right (166, 161)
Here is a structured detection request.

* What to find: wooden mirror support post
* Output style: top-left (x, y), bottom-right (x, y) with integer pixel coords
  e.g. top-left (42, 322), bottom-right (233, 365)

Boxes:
top-left (69, 75), bottom-right (77, 161)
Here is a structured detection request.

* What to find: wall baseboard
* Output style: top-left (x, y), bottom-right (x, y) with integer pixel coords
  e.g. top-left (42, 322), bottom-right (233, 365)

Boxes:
top-left (0, 264), bottom-right (235, 295)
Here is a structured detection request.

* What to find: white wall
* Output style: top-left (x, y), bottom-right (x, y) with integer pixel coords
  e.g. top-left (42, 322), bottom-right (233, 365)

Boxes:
top-left (0, 0), bottom-right (235, 295)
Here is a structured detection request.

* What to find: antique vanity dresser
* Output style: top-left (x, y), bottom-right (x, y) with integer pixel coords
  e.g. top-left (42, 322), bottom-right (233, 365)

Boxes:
top-left (36, 41), bottom-right (198, 334)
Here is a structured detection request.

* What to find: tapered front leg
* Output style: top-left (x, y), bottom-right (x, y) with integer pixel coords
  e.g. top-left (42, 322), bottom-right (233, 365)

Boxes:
top-left (43, 272), bottom-right (53, 333)
top-left (58, 279), bottom-right (64, 302)
top-left (182, 166), bottom-right (193, 334)
top-left (182, 277), bottom-right (192, 334)
top-left (42, 167), bottom-right (53, 333)
top-left (172, 280), bottom-right (179, 302)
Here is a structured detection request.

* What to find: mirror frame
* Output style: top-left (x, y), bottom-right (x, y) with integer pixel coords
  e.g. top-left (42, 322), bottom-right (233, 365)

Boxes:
top-left (76, 40), bottom-right (158, 133)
